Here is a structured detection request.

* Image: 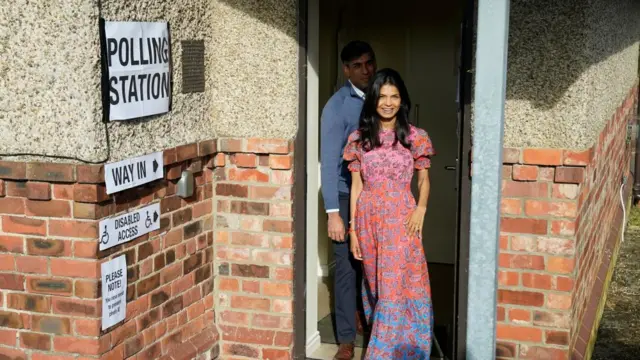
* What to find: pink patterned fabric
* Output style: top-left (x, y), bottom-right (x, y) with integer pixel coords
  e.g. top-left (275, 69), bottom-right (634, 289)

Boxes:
top-left (344, 125), bottom-right (436, 359)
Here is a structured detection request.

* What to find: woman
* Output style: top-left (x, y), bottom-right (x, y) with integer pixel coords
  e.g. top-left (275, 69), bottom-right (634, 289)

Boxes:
top-left (344, 68), bottom-right (435, 359)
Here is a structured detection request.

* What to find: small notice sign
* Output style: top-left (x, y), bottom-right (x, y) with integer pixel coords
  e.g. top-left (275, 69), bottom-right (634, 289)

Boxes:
top-left (102, 21), bottom-right (171, 121)
top-left (101, 255), bottom-right (127, 330)
top-left (104, 151), bottom-right (163, 194)
top-left (99, 202), bottom-right (161, 251)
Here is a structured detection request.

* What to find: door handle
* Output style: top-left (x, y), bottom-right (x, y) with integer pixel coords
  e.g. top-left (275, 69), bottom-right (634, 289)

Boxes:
top-left (444, 166), bottom-right (456, 171)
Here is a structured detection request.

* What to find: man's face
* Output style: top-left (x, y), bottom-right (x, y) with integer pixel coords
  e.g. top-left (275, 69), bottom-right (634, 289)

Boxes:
top-left (343, 53), bottom-right (376, 91)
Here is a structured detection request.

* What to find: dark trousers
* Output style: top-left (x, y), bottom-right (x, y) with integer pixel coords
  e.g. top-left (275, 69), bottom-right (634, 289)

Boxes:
top-left (333, 192), bottom-right (363, 344)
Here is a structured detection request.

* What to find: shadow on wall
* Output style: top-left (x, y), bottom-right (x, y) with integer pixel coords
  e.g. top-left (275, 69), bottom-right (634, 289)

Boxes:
top-left (223, 0), bottom-right (640, 110)
top-left (506, 0), bottom-right (640, 109)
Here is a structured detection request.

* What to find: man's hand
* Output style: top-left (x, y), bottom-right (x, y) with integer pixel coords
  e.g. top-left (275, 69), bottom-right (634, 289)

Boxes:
top-left (328, 213), bottom-right (346, 242)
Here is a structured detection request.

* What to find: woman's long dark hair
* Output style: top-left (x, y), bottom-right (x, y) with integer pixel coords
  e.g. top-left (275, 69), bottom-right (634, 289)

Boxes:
top-left (358, 68), bottom-right (412, 151)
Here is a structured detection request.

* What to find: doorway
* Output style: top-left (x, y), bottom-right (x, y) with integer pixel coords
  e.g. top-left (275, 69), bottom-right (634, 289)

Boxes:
top-left (304, 0), bottom-right (473, 358)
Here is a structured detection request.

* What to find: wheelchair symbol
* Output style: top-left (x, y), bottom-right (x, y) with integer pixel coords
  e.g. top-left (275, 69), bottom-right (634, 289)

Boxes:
top-left (145, 211), bottom-right (152, 228)
top-left (100, 226), bottom-right (109, 245)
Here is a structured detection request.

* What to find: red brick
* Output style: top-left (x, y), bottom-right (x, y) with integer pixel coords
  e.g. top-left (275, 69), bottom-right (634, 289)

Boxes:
top-left (519, 346), bottom-right (569, 360)
top-left (550, 220), bottom-right (576, 236)
top-left (0, 180), bottom-right (4, 197)
top-left (512, 165), bottom-right (538, 181)
top-left (0, 253), bottom-right (15, 271)
top-left (246, 139), bottom-right (290, 154)
top-left (545, 330), bottom-right (569, 345)
top-left (497, 271), bottom-right (519, 286)
top-left (49, 220), bottom-right (97, 238)
top-left (546, 257), bottom-right (574, 274)
top-left (214, 153), bottom-right (226, 167)
top-left (177, 144), bottom-right (199, 162)
top-left (25, 200), bottom-right (71, 217)
top-left (249, 186), bottom-right (292, 201)
top-left (111, 320), bottom-right (137, 347)
top-left (496, 324), bottom-right (542, 342)
top-left (73, 184), bottom-right (109, 203)
top-left (533, 311), bottom-right (570, 328)
top-left (0, 348), bottom-right (26, 360)
top-left (503, 148), bottom-right (520, 164)
top-left (271, 170), bottom-right (293, 185)
top-left (219, 140), bottom-right (244, 154)
top-left (524, 200), bottom-right (577, 218)
top-left (501, 181), bottom-right (548, 198)
top-left (0, 197), bottom-right (25, 215)
top-left (3, 216), bottom-right (46, 236)
top-left (262, 282), bottom-right (292, 297)
top-left (54, 336), bottom-right (104, 356)
top-left (15, 256), bottom-right (48, 274)
top-left (232, 154), bottom-right (258, 168)
top-left (555, 276), bottom-right (574, 292)
top-left (538, 167), bottom-right (555, 181)
top-left (508, 309), bottom-right (531, 324)
top-left (8, 293), bottom-right (50, 312)
top-left (521, 273), bottom-right (552, 290)
top-left (228, 168), bottom-right (269, 182)
top-left (496, 341), bottom-right (517, 358)
top-left (0, 311), bottom-right (26, 329)
top-left (231, 296), bottom-right (270, 311)
top-left (27, 163), bottom-right (75, 182)
top-left (500, 218), bottom-right (547, 235)
top-left (0, 235), bottom-right (24, 253)
top-left (499, 254), bottom-right (545, 270)
top-left (51, 259), bottom-right (98, 278)
top-left (272, 299), bottom-right (293, 313)
top-left (262, 349), bottom-right (291, 360)
top-left (26, 238), bottom-right (69, 257)
top-left (219, 278), bottom-right (239, 291)
top-left (500, 199), bottom-right (522, 215)
top-left (31, 353), bottom-right (76, 360)
top-left (26, 182), bottom-right (51, 200)
top-left (0, 161), bottom-right (27, 180)
top-left (547, 294), bottom-right (572, 310)
top-left (198, 140), bottom-right (217, 156)
top-left (537, 237), bottom-right (574, 255)
top-left (555, 167), bottom-right (585, 184)
top-left (563, 149), bottom-right (591, 166)
top-left (0, 274), bottom-right (25, 291)
top-left (263, 219), bottom-right (293, 233)
top-left (52, 297), bottom-right (99, 317)
top-left (31, 315), bottom-right (71, 335)
top-left (52, 184), bottom-right (74, 200)
top-left (497, 290), bottom-right (544, 307)
top-left (269, 155), bottom-right (293, 170)
top-left (552, 184), bottom-right (580, 200)
top-left (20, 331), bottom-right (51, 350)
top-left (0, 328), bottom-right (16, 346)
top-left (76, 165), bottom-right (104, 183)
top-left (522, 149), bottom-right (562, 166)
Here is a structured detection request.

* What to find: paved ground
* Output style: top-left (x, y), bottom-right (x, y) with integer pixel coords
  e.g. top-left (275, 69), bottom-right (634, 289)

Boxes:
top-left (592, 206), bottom-right (640, 359)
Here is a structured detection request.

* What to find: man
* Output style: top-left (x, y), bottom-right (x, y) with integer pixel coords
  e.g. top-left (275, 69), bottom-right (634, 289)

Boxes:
top-left (320, 40), bottom-right (376, 360)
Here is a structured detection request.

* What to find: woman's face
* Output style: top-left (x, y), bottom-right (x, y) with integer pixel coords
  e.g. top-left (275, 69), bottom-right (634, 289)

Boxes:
top-left (376, 84), bottom-right (401, 121)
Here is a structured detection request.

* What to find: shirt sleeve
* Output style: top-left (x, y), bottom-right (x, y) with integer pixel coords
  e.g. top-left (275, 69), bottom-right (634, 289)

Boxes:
top-left (411, 127), bottom-right (436, 170)
top-left (343, 131), bottom-right (361, 172)
top-left (320, 104), bottom-right (344, 212)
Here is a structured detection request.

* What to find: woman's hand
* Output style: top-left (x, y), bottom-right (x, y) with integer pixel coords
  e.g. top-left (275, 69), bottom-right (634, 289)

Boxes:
top-left (350, 231), bottom-right (363, 260)
top-left (405, 206), bottom-right (426, 237)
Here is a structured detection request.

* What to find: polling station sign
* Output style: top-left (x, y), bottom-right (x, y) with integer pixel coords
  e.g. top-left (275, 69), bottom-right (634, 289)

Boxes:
top-left (101, 20), bottom-right (171, 121)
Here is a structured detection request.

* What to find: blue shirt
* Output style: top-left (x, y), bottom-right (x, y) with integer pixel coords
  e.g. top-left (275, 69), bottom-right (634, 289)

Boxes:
top-left (320, 82), bottom-right (364, 212)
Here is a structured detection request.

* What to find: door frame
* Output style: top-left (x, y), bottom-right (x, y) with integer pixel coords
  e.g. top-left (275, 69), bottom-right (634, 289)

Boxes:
top-left (293, 0), bottom-right (476, 358)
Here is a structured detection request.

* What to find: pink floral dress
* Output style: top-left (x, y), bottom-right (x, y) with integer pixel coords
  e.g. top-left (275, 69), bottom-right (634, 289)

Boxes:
top-left (344, 125), bottom-right (436, 359)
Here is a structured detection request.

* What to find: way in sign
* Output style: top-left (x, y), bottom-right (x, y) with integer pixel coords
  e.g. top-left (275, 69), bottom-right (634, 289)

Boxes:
top-left (105, 151), bottom-right (164, 194)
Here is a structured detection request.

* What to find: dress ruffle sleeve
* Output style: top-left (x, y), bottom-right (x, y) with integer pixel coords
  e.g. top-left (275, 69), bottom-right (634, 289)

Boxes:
top-left (343, 130), bottom-right (362, 172)
top-left (411, 127), bottom-right (436, 170)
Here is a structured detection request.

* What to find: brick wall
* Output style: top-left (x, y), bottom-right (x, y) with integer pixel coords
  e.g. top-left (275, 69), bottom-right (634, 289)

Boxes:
top-left (570, 83), bottom-right (638, 359)
top-left (212, 139), bottom-right (295, 360)
top-left (495, 81), bottom-right (638, 360)
top-left (0, 140), bottom-right (220, 360)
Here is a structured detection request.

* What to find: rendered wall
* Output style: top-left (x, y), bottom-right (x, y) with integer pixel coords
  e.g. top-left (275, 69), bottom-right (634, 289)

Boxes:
top-left (0, 0), bottom-right (300, 163)
top-left (504, 0), bottom-right (639, 149)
